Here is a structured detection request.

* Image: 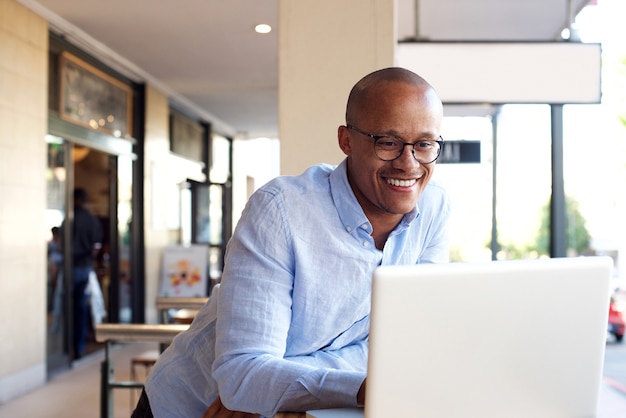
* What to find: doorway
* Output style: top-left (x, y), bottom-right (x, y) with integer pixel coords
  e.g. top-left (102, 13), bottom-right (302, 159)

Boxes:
top-left (45, 138), bottom-right (131, 375)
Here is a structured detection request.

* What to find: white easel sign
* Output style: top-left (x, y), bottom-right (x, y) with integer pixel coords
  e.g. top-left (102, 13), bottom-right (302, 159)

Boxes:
top-left (160, 245), bottom-right (208, 297)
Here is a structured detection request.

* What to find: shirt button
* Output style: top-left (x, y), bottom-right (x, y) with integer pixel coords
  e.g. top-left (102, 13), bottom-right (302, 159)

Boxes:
top-left (363, 241), bottom-right (370, 247)
top-left (346, 226), bottom-right (352, 232)
top-left (361, 224), bottom-right (369, 230)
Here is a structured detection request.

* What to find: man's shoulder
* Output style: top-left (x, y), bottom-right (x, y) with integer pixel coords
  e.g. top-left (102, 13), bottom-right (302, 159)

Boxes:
top-left (419, 179), bottom-right (450, 209)
top-left (262, 163), bottom-right (337, 193)
top-left (424, 178), bottom-right (447, 195)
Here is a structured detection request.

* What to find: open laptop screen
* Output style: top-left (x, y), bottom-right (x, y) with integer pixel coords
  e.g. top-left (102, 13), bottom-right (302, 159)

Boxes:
top-left (366, 257), bottom-right (613, 418)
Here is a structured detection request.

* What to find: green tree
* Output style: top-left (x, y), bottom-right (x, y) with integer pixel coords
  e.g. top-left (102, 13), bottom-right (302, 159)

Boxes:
top-left (534, 195), bottom-right (591, 257)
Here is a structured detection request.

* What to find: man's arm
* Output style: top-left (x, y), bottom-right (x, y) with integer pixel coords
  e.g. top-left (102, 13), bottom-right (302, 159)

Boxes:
top-left (202, 397), bottom-right (261, 418)
top-left (211, 188), bottom-right (367, 416)
top-left (202, 381), bottom-right (366, 417)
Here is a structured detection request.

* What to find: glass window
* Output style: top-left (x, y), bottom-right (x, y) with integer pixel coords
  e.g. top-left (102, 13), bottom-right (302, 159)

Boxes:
top-left (493, 105), bottom-right (552, 260)
top-left (435, 116), bottom-right (494, 262)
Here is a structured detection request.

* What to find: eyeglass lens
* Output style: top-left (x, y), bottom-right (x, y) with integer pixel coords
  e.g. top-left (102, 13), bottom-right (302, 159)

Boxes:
top-left (375, 137), bottom-right (441, 163)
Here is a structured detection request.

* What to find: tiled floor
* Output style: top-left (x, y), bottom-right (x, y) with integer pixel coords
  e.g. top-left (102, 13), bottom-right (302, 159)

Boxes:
top-left (2, 342), bottom-right (626, 418)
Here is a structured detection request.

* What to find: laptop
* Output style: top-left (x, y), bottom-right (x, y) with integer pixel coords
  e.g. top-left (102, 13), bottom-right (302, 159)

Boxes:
top-left (307, 256), bottom-right (613, 418)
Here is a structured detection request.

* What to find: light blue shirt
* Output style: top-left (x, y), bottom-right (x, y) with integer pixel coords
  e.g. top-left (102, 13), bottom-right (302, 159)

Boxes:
top-left (145, 159), bottom-right (450, 417)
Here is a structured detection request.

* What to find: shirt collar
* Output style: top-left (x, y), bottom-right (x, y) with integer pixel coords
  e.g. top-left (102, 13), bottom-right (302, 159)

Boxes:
top-left (329, 159), bottom-right (419, 236)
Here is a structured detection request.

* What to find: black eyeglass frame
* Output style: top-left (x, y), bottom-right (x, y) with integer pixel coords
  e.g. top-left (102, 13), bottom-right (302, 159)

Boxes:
top-left (346, 124), bottom-right (444, 164)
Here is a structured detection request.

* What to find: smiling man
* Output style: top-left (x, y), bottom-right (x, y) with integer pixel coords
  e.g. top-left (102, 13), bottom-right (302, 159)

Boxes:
top-left (134, 67), bottom-right (451, 418)
top-left (340, 68), bottom-right (445, 251)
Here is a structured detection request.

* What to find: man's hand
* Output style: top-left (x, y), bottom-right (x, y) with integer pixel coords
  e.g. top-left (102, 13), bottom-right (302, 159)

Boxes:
top-left (202, 396), bottom-right (261, 418)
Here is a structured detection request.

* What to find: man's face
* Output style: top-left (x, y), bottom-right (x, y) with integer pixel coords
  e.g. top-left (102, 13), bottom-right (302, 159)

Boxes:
top-left (338, 81), bottom-right (443, 221)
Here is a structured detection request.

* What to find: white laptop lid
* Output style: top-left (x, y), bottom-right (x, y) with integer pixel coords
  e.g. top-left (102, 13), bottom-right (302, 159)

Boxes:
top-left (365, 257), bottom-right (613, 418)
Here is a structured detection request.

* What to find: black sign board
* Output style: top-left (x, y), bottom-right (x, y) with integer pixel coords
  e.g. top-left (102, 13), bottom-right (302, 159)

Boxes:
top-left (438, 140), bottom-right (481, 164)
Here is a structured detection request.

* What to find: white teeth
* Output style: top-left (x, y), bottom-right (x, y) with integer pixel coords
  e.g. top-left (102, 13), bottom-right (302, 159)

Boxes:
top-left (387, 178), bottom-right (416, 187)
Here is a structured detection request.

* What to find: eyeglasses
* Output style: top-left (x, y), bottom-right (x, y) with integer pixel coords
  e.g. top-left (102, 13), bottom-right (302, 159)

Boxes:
top-left (346, 124), bottom-right (444, 164)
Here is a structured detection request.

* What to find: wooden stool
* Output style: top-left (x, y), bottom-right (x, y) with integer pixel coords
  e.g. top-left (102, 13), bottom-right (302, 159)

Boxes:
top-left (130, 350), bottom-right (160, 408)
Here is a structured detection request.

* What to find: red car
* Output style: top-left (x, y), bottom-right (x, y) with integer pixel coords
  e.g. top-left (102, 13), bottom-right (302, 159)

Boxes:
top-left (608, 294), bottom-right (625, 343)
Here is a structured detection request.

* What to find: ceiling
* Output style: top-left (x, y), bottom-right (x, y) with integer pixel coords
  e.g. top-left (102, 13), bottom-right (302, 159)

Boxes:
top-left (20, 0), bottom-right (590, 139)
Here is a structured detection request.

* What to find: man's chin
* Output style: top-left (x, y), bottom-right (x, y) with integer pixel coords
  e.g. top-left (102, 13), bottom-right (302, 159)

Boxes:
top-left (387, 202), bottom-right (419, 216)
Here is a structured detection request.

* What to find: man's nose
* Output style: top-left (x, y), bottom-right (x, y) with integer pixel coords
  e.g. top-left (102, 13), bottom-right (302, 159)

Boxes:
top-left (396, 144), bottom-right (420, 164)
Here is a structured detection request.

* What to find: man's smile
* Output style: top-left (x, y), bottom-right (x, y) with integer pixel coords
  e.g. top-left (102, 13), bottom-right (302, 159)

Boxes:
top-left (385, 177), bottom-right (419, 187)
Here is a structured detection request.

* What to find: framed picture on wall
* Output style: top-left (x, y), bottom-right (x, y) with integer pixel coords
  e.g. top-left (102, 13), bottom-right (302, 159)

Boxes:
top-left (59, 51), bottom-right (132, 137)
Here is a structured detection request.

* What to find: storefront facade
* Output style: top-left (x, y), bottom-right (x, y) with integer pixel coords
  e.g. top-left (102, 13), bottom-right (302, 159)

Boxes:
top-left (0, 0), bottom-right (233, 400)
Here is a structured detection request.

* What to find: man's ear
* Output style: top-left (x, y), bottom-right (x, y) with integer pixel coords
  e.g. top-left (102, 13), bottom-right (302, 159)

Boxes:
top-left (338, 125), bottom-right (352, 156)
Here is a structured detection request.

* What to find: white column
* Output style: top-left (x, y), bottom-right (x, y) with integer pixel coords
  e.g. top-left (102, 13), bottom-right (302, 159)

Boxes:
top-left (278, 0), bottom-right (396, 175)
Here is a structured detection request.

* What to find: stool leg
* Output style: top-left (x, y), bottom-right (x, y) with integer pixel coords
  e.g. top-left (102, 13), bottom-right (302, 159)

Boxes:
top-left (130, 361), bottom-right (137, 411)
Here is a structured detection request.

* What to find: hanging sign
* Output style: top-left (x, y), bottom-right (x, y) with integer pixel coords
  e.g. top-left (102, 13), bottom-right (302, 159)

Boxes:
top-left (438, 140), bottom-right (481, 164)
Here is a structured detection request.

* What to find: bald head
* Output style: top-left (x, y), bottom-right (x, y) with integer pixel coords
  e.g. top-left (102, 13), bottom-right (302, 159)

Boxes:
top-left (346, 67), bottom-right (439, 124)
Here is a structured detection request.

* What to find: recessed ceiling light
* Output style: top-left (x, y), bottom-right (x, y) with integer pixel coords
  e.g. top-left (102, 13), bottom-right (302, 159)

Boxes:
top-left (255, 24), bottom-right (272, 34)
